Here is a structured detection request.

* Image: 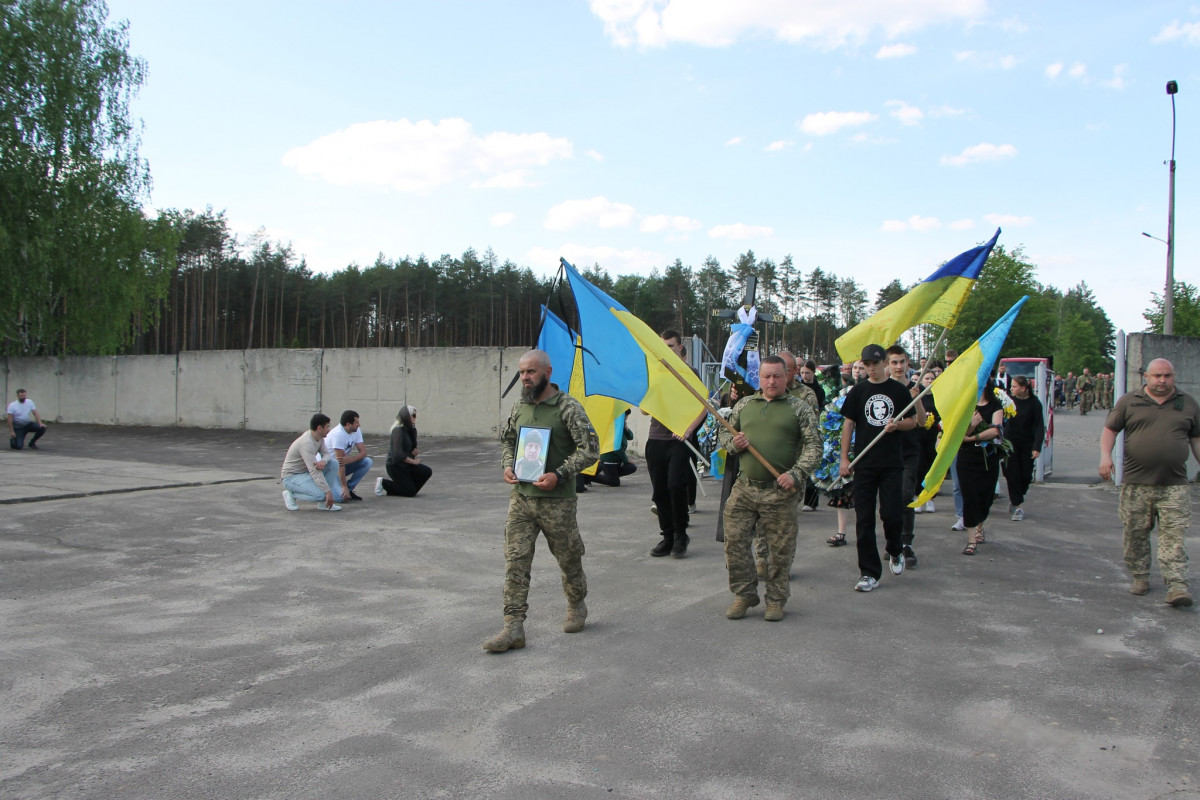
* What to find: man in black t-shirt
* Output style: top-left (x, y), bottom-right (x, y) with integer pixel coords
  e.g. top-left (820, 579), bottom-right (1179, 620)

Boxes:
top-left (886, 345), bottom-right (927, 567)
top-left (840, 344), bottom-right (920, 592)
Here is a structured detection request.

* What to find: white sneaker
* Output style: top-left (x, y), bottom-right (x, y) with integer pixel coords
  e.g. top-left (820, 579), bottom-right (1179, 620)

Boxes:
top-left (282, 489), bottom-right (299, 511)
top-left (801, 505), bottom-right (814, 512)
top-left (951, 517), bottom-right (966, 531)
top-left (375, 476), bottom-right (385, 496)
top-left (889, 552), bottom-right (905, 575)
top-left (1012, 507), bottom-right (1024, 522)
top-left (319, 503), bottom-right (342, 512)
top-left (925, 500), bottom-right (935, 513)
top-left (689, 504), bottom-right (697, 514)
top-left (854, 575), bottom-right (879, 592)
top-left (913, 504), bottom-right (923, 514)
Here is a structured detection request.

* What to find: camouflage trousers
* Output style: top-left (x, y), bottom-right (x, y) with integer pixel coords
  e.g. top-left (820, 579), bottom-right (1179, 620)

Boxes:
top-left (1080, 391), bottom-right (1096, 415)
top-left (1119, 483), bottom-right (1190, 588)
top-left (501, 492), bottom-right (587, 620)
top-left (724, 480), bottom-right (801, 603)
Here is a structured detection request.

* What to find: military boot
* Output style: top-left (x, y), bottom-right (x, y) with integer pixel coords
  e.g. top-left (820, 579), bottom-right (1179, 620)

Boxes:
top-left (563, 600), bottom-right (587, 633)
top-left (483, 616), bottom-right (526, 652)
top-left (726, 595), bottom-right (760, 619)
top-left (1129, 577), bottom-right (1150, 596)
top-left (1166, 585), bottom-right (1194, 608)
top-left (763, 601), bottom-right (785, 622)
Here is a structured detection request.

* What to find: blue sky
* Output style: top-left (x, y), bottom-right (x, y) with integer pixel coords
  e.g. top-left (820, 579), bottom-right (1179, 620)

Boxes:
top-left (106, 0), bottom-right (1198, 337)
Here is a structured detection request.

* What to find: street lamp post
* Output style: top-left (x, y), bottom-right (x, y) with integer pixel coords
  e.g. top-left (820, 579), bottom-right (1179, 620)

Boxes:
top-left (1165, 80), bottom-right (1179, 335)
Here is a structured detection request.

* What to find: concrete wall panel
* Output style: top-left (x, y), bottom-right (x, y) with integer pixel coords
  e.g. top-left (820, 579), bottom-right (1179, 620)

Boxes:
top-left (4, 357), bottom-right (60, 422)
top-left (495, 348), bottom-right (526, 436)
top-left (245, 349), bottom-right (322, 433)
top-left (115, 355), bottom-right (179, 426)
top-left (320, 349), bottom-right (408, 436)
top-left (58, 356), bottom-right (117, 424)
top-left (177, 351), bottom-right (246, 428)
top-left (406, 347), bottom-right (501, 438)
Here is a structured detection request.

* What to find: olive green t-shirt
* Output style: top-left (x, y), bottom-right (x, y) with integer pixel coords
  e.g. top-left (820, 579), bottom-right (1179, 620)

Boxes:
top-left (1105, 388), bottom-right (1200, 485)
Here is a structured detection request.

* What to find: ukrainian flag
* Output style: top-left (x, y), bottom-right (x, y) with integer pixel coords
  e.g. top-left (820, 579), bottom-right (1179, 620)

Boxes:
top-left (911, 296), bottom-right (1028, 507)
top-left (561, 259), bottom-right (707, 437)
top-left (537, 305), bottom-right (630, 457)
top-left (835, 228), bottom-right (1001, 363)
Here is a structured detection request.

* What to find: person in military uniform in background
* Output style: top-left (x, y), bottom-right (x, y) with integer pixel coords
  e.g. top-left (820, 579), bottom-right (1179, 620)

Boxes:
top-left (1078, 368), bottom-right (1096, 415)
top-left (1100, 358), bottom-right (1200, 608)
top-left (719, 356), bottom-right (821, 622)
top-left (484, 350), bottom-right (599, 653)
top-left (1064, 372), bottom-right (1077, 410)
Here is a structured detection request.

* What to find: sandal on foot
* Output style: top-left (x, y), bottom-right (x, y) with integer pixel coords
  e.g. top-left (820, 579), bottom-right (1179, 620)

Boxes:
top-left (974, 528), bottom-right (985, 545)
top-left (962, 542), bottom-right (978, 556)
top-left (826, 532), bottom-right (848, 547)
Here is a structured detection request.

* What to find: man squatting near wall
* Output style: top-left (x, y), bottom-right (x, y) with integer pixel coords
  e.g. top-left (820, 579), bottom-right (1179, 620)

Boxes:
top-left (719, 355), bottom-right (821, 622)
top-left (280, 413), bottom-right (344, 512)
top-left (1099, 358), bottom-right (1199, 608)
top-left (484, 349), bottom-right (599, 653)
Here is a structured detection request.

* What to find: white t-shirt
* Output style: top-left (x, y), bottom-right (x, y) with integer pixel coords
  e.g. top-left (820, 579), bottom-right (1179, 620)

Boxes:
top-left (7, 399), bottom-right (36, 425)
top-left (324, 424), bottom-right (363, 455)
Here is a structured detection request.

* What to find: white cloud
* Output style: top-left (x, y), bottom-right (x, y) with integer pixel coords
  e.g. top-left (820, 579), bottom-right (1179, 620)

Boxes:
top-left (955, 50), bottom-right (1017, 69)
top-left (708, 223), bottom-right (773, 240)
top-left (585, 150), bottom-right (605, 161)
top-left (984, 213), bottom-right (1033, 227)
top-left (478, 170), bottom-right (534, 189)
top-left (997, 16), bottom-right (1029, 33)
top-left (544, 196), bottom-right (637, 231)
top-left (1045, 62), bottom-right (1063, 78)
top-left (948, 218), bottom-right (975, 230)
top-left (527, 243), bottom-right (664, 275)
top-left (765, 140), bottom-right (794, 151)
top-left (281, 118), bottom-right (572, 193)
top-left (880, 215), bottom-right (942, 232)
top-left (491, 212), bottom-right (516, 227)
top-left (640, 214), bottom-right (702, 233)
top-left (589, 0), bottom-right (986, 49)
top-left (928, 105), bottom-right (967, 117)
top-left (940, 142), bottom-right (1017, 166)
top-left (799, 110), bottom-right (877, 136)
top-left (1101, 64), bottom-right (1129, 90)
top-left (1154, 20), bottom-right (1200, 45)
top-left (1068, 62), bottom-right (1087, 79)
top-left (725, 136), bottom-right (744, 146)
top-left (885, 100), bottom-right (924, 126)
top-left (876, 43), bottom-right (917, 59)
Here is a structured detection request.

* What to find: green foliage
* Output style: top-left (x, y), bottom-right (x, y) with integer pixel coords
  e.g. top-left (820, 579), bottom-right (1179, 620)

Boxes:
top-left (1, 0), bottom-right (175, 355)
top-left (950, 245), bottom-right (1057, 359)
top-left (1144, 282), bottom-right (1200, 338)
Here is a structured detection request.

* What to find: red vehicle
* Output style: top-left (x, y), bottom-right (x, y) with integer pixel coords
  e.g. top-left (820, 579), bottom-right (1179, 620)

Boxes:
top-left (999, 357), bottom-right (1054, 479)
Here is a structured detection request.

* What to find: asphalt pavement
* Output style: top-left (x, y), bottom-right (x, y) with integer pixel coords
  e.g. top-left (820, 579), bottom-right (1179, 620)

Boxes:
top-left (1, 409), bottom-right (1198, 800)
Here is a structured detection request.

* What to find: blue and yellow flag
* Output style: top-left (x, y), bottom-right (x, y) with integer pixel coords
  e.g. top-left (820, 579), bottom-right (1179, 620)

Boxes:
top-left (835, 228), bottom-right (1001, 363)
top-left (536, 306), bottom-right (631, 459)
top-left (911, 295), bottom-right (1028, 507)
top-left (561, 259), bottom-right (707, 436)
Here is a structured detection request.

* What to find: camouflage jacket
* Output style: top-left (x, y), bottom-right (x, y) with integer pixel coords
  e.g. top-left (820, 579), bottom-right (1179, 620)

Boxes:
top-left (502, 388), bottom-right (599, 499)
top-left (719, 391), bottom-right (821, 486)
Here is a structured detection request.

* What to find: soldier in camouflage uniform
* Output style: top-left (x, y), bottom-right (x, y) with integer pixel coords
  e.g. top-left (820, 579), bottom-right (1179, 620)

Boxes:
top-left (719, 356), bottom-right (821, 622)
top-left (1096, 373), bottom-right (1109, 409)
top-left (1064, 372), bottom-right (1077, 410)
top-left (484, 350), bottom-right (600, 652)
top-left (1078, 368), bottom-right (1096, 415)
top-left (1100, 358), bottom-right (1200, 608)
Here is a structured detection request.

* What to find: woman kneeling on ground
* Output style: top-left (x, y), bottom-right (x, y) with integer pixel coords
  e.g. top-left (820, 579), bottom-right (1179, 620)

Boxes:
top-left (376, 406), bottom-right (432, 498)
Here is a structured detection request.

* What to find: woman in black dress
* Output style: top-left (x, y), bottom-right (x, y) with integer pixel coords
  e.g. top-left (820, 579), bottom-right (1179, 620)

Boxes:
top-left (376, 405), bottom-right (432, 498)
top-left (958, 381), bottom-right (1005, 555)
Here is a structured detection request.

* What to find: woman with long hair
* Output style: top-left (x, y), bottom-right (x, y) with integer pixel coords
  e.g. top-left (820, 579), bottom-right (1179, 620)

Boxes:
top-left (958, 381), bottom-right (1006, 554)
top-left (376, 406), bottom-right (432, 498)
top-left (1003, 375), bottom-right (1045, 522)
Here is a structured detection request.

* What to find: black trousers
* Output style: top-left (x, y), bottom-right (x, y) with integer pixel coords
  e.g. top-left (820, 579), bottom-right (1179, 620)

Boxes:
top-left (853, 465), bottom-right (904, 580)
top-left (1004, 441), bottom-right (1035, 507)
top-left (959, 455), bottom-right (1000, 528)
top-left (646, 438), bottom-right (691, 539)
top-left (900, 450), bottom-right (920, 545)
top-left (381, 461), bottom-right (432, 497)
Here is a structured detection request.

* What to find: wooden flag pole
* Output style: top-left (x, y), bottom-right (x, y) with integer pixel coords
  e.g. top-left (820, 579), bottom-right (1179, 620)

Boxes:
top-left (658, 358), bottom-right (781, 479)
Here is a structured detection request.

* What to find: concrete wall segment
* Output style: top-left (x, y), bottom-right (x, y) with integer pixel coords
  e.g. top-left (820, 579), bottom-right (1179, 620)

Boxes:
top-left (58, 356), bottom-right (117, 424)
top-left (177, 351), bottom-right (246, 428)
top-left (115, 355), bottom-right (178, 426)
top-left (245, 349), bottom-right (322, 433)
top-left (4, 357), bottom-right (59, 421)
top-left (321, 348), bottom-right (408, 437)
top-left (406, 347), bottom-right (500, 438)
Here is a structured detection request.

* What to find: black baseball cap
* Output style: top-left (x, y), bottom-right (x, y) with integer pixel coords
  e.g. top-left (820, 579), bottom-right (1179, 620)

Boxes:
top-left (861, 344), bottom-right (886, 362)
